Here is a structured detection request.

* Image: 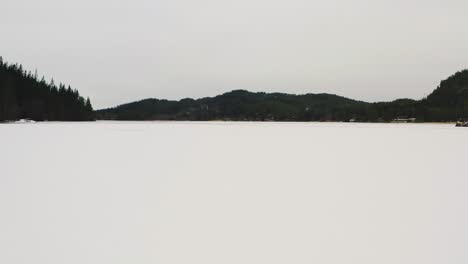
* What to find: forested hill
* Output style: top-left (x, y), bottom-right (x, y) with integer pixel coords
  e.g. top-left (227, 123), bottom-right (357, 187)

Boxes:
top-left (97, 91), bottom-right (370, 121)
top-left (0, 57), bottom-right (94, 121)
top-left (419, 70), bottom-right (468, 121)
top-left (97, 70), bottom-right (468, 122)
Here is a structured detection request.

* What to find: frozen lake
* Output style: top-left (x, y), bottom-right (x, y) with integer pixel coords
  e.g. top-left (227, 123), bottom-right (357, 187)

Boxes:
top-left (1, 121), bottom-right (468, 264)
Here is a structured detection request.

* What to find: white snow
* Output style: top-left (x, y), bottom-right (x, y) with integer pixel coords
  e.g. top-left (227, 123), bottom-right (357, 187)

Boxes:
top-left (15, 119), bottom-right (36, 123)
top-left (1, 121), bottom-right (468, 264)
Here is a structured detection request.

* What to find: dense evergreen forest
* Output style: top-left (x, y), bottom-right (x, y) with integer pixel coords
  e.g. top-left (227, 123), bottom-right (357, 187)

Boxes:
top-left (97, 69), bottom-right (468, 122)
top-left (2, 55), bottom-right (466, 122)
top-left (0, 57), bottom-right (94, 121)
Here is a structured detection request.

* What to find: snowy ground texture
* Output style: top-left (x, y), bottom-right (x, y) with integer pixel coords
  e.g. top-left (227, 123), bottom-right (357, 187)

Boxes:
top-left (1, 121), bottom-right (468, 264)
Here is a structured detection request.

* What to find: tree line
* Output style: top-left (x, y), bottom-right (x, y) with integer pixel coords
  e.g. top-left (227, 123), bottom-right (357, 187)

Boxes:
top-left (96, 69), bottom-right (468, 122)
top-left (3, 56), bottom-right (467, 122)
top-left (0, 57), bottom-right (94, 121)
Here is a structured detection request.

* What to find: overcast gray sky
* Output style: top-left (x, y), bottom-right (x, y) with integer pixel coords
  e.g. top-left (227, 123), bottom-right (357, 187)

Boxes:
top-left (2, 0), bottom-right (468, 109)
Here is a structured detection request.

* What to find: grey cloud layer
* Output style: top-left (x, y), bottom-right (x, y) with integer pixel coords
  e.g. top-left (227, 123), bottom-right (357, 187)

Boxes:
top-left (2, 0), bottom-right (468, 108)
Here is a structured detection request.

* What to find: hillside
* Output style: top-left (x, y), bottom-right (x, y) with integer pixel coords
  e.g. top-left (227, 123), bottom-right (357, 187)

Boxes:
top-left (0, 57), bottom-right (94, 121)
top-left (96, 90), bottom-right (421, 122)
top-left (97, 70), bottom-right (468, 122)
top-left (97, 90), bottom-right (371, 121)
top-left (419, 70), bottom-right (468, 121)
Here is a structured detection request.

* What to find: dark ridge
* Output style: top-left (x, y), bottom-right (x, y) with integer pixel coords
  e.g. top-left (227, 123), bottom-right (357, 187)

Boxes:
top-left (97, 70), bottom-right (468, 122)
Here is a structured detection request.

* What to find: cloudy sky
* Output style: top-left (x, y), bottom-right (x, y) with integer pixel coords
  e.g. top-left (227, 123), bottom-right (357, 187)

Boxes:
top-left (2, 0), bottom-right (468, 109)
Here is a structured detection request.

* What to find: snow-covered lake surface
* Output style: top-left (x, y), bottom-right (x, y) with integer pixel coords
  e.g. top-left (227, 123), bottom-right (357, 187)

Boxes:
top-left (1, 121), bottom-right (468, 264)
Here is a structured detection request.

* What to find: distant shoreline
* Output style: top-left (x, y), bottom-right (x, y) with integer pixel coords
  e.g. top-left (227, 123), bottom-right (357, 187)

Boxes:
top-left (1, 119), bottom-right (458, 125)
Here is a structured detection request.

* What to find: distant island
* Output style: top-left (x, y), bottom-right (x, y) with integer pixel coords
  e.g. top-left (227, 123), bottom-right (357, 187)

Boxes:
top-left (97, 70), bottom-right (468, 122)
top-left (1, 56), bottom-right (468, 122)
